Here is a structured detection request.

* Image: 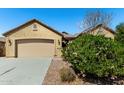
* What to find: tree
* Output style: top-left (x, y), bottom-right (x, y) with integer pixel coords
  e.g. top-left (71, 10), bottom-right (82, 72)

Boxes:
top-left (81, 10), bottom-right (113, 30)
top-left (115, 23), bottom-right (124, 44)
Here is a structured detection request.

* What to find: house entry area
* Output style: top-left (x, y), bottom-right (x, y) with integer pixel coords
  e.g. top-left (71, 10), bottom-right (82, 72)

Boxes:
top-left (16, 39), bottom-right (55, 58)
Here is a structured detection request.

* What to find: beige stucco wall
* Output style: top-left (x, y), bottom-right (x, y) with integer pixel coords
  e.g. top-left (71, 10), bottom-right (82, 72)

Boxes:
top-left (5, 22), bottom-right (62, 57)
top-left (89, 27), bottom-right (115, 39)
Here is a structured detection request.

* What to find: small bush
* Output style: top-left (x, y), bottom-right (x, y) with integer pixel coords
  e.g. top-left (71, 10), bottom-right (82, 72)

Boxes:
top-left (62, 34), bottom-right (124, 79)
top-left (60, 67), bottom-right (76, 82)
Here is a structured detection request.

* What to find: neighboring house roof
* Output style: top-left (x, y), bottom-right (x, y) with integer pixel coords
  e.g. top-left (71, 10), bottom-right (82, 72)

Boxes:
top-left (3, 19), bottom-right (64, 37)
top-left (77, 24), bottom-right (115, 37)
top-left (0, 37), bottom-right (5, 42)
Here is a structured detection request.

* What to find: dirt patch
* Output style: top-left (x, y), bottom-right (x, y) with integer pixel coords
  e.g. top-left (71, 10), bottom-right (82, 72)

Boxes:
top-left (42, 57), bottom-right (93, 85)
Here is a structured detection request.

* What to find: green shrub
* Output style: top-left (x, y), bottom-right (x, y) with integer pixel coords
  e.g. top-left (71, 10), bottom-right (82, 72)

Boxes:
top-left (62, 34), bottom-right (124, 78)
top-left (60, 67), bottom-right (76, 82)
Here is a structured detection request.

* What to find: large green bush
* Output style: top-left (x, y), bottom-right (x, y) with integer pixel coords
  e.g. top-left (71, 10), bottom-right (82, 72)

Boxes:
top-left (62, 34), bottom-right (124, 78)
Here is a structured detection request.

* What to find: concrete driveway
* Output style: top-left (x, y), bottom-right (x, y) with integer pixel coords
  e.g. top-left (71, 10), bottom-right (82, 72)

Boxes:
top-left (0, 57), bottom-right (52, 85)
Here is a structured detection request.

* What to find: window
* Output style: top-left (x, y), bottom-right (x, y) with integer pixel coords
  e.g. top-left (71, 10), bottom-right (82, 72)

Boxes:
top-left (32, 24), bottom-right (38, 31)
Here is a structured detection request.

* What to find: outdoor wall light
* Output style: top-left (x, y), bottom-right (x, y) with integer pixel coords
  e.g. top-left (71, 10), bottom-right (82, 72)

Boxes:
top-left (8, 39), bottom-right (12, 46)
top-left (58, 40), bottom-right (60, 45)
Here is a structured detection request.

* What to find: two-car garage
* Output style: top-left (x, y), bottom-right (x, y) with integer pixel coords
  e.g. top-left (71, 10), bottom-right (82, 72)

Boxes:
top-left (16, 39), bottom-right (55, 58)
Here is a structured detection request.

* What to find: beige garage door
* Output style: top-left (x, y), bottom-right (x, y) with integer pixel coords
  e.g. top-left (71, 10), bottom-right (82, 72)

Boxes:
top-left (16, 39), bottom-right (55, 57)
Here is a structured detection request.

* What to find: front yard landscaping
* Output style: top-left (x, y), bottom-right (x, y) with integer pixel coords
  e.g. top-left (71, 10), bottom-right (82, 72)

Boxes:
top-left (43, 29), bottom-right (124, 85)
top-left (43, 57), bottom-right (124, 85)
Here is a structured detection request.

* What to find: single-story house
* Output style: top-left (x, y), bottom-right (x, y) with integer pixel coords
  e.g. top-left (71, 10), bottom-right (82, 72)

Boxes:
top-left (3, 19), bottom-right (64, 58)
top-left (77, 24), bottom-right (115, 39)
top-left (0, 37), bottom-right (5, 57)
top-left (1, 19), bottom-right (115, 58)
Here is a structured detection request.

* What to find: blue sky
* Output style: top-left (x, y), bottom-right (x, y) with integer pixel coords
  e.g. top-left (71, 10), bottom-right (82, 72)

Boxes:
top-left (0, 8), bottom-right (124, 36)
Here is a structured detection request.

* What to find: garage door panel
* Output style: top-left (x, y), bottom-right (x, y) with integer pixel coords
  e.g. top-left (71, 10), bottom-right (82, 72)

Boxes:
top-left (16, 39), bottom-right (55, 57)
